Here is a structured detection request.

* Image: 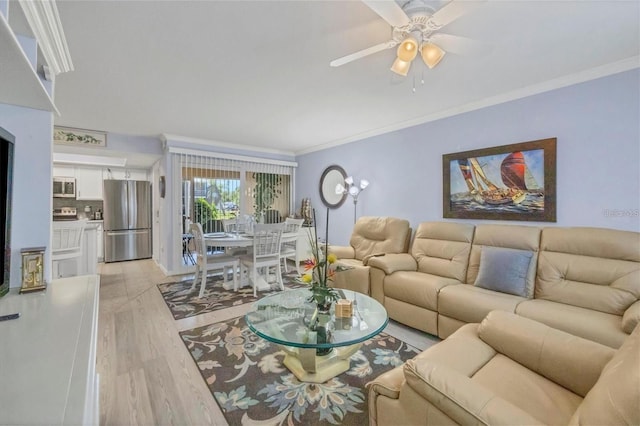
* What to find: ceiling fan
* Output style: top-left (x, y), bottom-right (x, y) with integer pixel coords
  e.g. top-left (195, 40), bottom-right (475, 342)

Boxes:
top-left (330, 0), bottom-right (485, 76)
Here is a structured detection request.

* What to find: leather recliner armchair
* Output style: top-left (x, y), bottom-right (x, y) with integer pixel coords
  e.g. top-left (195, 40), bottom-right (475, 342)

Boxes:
top-left (329, 216), bottom-right (411, 295)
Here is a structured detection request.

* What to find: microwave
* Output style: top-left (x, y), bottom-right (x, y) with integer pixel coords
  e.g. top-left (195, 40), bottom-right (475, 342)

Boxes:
top-left (53, 177), bottom-right (76, 198)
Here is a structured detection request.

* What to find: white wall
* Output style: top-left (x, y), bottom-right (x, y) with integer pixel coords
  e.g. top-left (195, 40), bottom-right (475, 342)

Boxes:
top-left (295, 70), bottom-right (640, 245)
top-left (0, 103), bottom-right (53, 287)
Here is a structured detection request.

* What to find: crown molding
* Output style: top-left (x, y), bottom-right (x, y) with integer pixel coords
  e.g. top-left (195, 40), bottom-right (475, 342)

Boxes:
top-left (161, 133), bottom-right (296, 157)
top-left (53, 152), bottom-right (127, 168)
top-left (297, 56), bottom-right (640, 156)
top-left (18, 0), bottom-right (73, 75)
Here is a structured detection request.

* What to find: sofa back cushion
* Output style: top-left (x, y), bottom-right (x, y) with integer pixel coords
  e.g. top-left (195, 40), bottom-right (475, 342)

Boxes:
top-left (537, 227), bottom-right (640, 315)
top-left (466, 224), bottom-right (541, 298)
top-left (349, 216), bottom-right (411, 261)
top-left (570, 324), bottom-right (640, 425)
top-left (410, 221), bottom-right (475, 282)
top-left (478, 311), bottom-right (615, 397)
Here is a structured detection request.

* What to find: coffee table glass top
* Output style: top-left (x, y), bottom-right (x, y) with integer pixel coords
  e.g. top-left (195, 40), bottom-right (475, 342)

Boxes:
top-left (245, 288), bottom-right (388, 350)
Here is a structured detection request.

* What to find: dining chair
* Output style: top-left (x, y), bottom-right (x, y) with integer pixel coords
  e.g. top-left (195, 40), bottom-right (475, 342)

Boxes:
top-left (190, 222), bottom-right (239, 298)
top-left (222, 217), bottom-right (247, 235)
top-left (280, 217), bottom-right (305, 274)
top-left (239, 223), bottom-right (284, 296)
top-left (52, 220), bottom-right (87, 278)
top-left (222, 216), bottom-right (253, 257)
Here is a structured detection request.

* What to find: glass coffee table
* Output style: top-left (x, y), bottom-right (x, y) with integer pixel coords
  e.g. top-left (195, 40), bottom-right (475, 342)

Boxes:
top-left (245, 287), bottom-right (388, 383)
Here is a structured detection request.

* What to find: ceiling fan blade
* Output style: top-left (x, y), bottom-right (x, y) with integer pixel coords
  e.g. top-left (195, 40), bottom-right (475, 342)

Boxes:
top-left (430, 0), bottom-right (486, 28)
top-left (330, 41), bottom-right (398, 67)
top-left (362, 0), bottom-right (411, 28)
top-left (430, 33), bottom-right (489, 56)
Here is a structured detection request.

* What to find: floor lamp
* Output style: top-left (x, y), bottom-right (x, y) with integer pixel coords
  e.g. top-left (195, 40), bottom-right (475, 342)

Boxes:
top-left (335, 176), bottom-right (369, 224)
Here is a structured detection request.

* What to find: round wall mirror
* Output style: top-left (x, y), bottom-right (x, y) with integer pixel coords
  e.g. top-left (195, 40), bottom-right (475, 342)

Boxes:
top-left (319, 165), bottom-right (347, 208)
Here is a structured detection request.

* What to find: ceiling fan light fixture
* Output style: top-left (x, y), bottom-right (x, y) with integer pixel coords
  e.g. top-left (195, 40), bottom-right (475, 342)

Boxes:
top-left (421, 42), bottom-right (446, 69)
top-left (390, 57), bottom-right (411, 76)
top-left (396, 35), bottom-right (419, 62)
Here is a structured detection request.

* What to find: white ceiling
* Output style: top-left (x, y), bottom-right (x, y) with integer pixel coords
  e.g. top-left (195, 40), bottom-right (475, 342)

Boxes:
top-left (52, 0), bottom-right (640, 157)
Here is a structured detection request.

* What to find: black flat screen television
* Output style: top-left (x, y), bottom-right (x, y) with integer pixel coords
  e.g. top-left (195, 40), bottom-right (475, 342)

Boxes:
top-left (0, 127), bottom-right (15, 297)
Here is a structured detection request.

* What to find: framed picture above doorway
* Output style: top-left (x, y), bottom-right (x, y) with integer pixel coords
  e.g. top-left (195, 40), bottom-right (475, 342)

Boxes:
top-left (54, 126), bottom-right (107, 147)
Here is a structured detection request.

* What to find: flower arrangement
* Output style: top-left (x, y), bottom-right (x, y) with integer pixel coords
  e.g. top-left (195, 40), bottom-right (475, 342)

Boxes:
top-left (299, 209), bottom-right (345, 309)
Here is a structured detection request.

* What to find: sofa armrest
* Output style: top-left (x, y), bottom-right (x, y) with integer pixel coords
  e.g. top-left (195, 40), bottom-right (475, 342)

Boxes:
top-left (368, 253), bottom-right (417, 275)
top-left (404, 359), bottom-right (544, 425)
top-left (367, 365), bottom-right (405, 400)
top-left (622, 300), bottom-right (640, 334)
top-left (328, 245), bottom-right (355, 259)
top-left (478, 311), bottom-right (615, 397)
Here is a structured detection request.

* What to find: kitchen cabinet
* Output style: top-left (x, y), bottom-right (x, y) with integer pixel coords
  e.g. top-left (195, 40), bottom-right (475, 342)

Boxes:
top-left (75, 167), bottom-right (103, 200)
top-left (52, 164), bottom-right (151, 201)
top-left (92, 220), bottom-right (104, 262)
top-left (53, 164), bottom-right (74, 177)
top-left (105, 168), bottom-right (148, 181)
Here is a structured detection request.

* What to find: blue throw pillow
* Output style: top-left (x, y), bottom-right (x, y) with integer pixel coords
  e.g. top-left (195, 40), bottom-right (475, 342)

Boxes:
top-left (474, 246), bottom-right (534, 297)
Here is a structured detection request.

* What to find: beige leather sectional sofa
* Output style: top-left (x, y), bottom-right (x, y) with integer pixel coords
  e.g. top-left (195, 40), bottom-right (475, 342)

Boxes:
top-left (369, 310), bottom-right (640, 425)
top-left (329, 216), bottom-right (411, 295)
top-left (368, 221), bottom-right (640, 348)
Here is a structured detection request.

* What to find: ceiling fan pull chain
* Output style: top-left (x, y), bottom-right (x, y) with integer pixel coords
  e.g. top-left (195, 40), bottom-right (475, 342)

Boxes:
top-left (412, 75), bottom-right (416, 93)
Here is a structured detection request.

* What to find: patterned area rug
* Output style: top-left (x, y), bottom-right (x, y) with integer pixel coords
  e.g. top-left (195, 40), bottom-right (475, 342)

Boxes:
top-left (158, 270), bottom-right (306, 320)
top-left (180, 316), bottom-right (419, 425)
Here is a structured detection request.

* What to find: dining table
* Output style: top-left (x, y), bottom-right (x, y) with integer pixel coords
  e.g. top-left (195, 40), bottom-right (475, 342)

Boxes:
top-left (203, 231), bottom-right (299, 291)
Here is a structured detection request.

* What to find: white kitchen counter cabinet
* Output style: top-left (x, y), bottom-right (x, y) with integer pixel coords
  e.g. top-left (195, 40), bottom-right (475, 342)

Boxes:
top-left (54, 221), bottom-right (99, 278)
top-left (88, 220), bottom-right (104, 262)
top-left (0, 275), bottom-right (100, 425)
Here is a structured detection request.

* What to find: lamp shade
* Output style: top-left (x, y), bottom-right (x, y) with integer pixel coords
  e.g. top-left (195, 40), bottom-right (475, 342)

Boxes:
top-left (421, 42), bottom-right (446, 69)
top-left (360, 179), bottom-right (369, 190)
top-left (344, 176), bottom-right (354, 185)
top-left (397, 36), bottom-right (419, 62)
top-left (390, 57), bottom-right (411, 76)
top-left (335, 183), bottom-right (346, 194)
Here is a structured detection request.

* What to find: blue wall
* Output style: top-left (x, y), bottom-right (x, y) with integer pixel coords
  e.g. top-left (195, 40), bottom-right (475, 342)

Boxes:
top-left (296, 69), bottom-right (640, 245)
top-left (0, 103), bottom-right (53, 287)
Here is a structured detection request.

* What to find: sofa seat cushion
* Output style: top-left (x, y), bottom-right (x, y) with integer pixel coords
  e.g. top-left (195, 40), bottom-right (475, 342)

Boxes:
top-left (438, 284), bottom-right (526, 324)
top-left (516, 299), bottom-right (627, 348)
top-left (473, 354), bottom-right (583, 425)
top-left (385, 271), bottom-right (460, 311)
top-left (412, 324), bottom-right (496, 375)
top-left (336, 258), bottom-right (363, 268)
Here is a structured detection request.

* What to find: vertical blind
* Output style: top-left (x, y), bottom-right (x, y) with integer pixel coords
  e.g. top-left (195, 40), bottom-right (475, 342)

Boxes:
top-left (176, 152), bottom-right (294, 235)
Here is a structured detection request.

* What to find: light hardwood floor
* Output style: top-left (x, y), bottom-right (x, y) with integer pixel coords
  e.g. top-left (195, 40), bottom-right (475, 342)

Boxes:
top-left (97, 259), bottom-right (440, 426)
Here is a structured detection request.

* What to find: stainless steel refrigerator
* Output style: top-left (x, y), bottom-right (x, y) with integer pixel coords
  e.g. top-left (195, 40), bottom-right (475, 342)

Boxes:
top-left (103, 180), bottom-right (152, 262)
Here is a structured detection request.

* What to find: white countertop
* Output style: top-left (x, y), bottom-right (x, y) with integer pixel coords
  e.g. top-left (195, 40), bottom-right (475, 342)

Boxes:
top-left (54, 219), bottom-right (101, 229)
top-left (0, 275), bottom-right (100, 425)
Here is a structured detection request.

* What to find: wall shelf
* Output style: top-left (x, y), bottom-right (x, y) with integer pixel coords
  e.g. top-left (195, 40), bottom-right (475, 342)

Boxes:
top-left (0, 12), bottom-right (57, 113)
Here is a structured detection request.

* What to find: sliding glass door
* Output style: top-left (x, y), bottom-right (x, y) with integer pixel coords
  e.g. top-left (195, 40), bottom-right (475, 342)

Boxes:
top-left (177, 153), bottom-right (294, 263)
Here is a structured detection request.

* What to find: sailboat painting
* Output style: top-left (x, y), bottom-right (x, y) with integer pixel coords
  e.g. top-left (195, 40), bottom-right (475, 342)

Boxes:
top-left (443, 138), bottom-right (556, 222)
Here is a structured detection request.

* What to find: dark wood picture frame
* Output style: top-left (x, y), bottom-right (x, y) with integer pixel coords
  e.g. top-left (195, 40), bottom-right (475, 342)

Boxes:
top-left (443, 138), bottom-right (556, 222)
